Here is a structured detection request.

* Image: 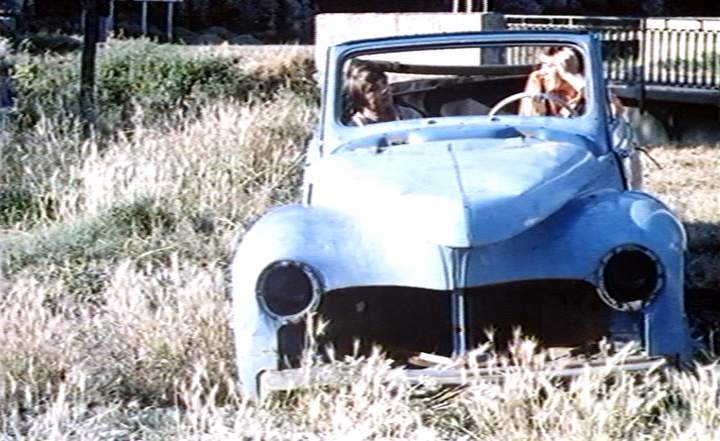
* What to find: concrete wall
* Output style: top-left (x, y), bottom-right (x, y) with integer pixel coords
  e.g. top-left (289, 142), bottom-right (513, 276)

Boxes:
top-left (314, 12), bottom-right (720, 144)
top-left (314, 12), bottom-right (505, 74)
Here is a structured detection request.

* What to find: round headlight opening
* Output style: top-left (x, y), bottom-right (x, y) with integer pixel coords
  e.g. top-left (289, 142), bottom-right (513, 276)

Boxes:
top-left (599, 245), bottom-right (663, 311)
top-left (257, 261), bottom-right (321, 320)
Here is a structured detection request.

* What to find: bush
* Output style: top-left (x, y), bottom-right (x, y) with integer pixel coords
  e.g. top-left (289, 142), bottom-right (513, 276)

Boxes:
top-left (95, 41), bottom-right (248, 123)
top-left (0, 197), bottom-right (174, 274)
top-left (11, 40), bottom-right (317, 132)
top-left (0, 184), bottom-right (39, 226)
top-left (11, 52), bottom-right (78, 129)
top-left (17, 33), bottom-right (83, 54)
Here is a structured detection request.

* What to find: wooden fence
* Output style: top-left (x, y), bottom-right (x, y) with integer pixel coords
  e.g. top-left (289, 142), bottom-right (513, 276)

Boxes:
top-left (505, 15), bottom-right (720, 91)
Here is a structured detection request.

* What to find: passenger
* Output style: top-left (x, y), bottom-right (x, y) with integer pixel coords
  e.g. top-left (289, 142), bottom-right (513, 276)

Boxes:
top-left (519, 47), bottom-right (585, 117)
top-left (344, 59), bottom-right (422, 126)
top-left (520, 48), bottom-right (642, 187)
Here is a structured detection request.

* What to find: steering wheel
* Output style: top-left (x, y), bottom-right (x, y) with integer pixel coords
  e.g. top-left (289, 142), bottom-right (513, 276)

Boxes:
top-left (488, 91), bottom-right (577, 117)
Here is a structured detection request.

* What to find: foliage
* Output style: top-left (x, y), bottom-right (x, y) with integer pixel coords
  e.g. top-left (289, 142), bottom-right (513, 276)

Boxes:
top-left (95, 41), bottom-right (248, 123)
top-left (1, 197), bottom-right (174, 273)
top-left (0, 42), bottom-right (719, 440)
top-left (495, 0), bottom-right (543, 14)
top-left (0, 184), bottom-right (38, 226)
top-left (10, 39), bottom-right (317, 132)
top-left (17, 32), bottom-right (83, 54)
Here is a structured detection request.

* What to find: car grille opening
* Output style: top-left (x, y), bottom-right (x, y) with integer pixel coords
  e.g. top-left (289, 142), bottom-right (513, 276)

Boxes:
top-left (278, 286), bottom-right (452, 368)
top-left (277, 280), bottom-right (612, 368)
top-left (465, 280), bottom-right (611, 350)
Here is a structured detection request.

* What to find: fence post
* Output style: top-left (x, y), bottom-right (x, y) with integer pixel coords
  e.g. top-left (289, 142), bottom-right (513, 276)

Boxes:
top-left (80, 0), bottom-right (100, 137)
top-left (141, 0), bottom-right (148, 35)
top-left (167, 1), bottom-right (174, 41)
top-left (639, 18), bottom-right (646, 113)
top-left (480, 12), bottom-right (506, 64)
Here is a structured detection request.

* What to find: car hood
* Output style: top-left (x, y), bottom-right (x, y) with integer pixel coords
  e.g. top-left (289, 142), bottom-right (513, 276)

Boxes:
top-left (310, 137), bottom-right (604, 247)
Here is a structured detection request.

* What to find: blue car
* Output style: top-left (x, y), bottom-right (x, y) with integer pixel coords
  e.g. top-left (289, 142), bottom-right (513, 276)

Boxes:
top-left (231, 31), bottom-right (692, 398)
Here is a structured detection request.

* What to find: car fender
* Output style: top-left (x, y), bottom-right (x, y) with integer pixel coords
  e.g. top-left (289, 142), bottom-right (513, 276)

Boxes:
top-left (465, 189), bottom-right (686, 286)
top-left (230, 203), bottom-right (451, 396)
top-left (232, 204), bottom-right (452, 293)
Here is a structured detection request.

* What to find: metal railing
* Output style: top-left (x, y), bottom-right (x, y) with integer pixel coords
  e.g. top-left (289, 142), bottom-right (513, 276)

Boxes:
top-left (506, 15), bottom-right (720, 90)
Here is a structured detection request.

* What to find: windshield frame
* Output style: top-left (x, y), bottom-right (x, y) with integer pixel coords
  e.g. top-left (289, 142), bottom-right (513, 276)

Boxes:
top-left (321, 31), bottom-right (610, 156)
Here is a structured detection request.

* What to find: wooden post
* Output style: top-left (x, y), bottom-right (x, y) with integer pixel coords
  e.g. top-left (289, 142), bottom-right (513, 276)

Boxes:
top-left (80, 0), bottom-right (100, 136)
top-left (141, 0), bottom-right (148, 35)
top-left (109, 0), bottom-right (114, 34)
top-left (167, 1), bottom-right (173, 41)
top-left (639, 18), bottom-right (647, 113)
top-left (98, 0), bottom-right (111, 42)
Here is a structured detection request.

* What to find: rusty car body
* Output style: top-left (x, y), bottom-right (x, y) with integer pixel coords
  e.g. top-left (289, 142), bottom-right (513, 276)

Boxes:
top-left (231, 31), bottom-right (693, 398)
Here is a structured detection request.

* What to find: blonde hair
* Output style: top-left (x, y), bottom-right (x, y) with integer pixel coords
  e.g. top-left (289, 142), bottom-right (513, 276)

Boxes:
top-left (538, 46), bottom-right (583, 76)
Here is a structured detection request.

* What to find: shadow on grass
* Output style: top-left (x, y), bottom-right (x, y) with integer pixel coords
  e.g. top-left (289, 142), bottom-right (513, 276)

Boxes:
top-left (684, 221), bottom-right (720, 289)
top-left (684, 221), bottom-right (720, 352)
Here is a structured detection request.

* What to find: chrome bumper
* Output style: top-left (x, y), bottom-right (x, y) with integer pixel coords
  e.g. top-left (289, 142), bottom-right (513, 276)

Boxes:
top-left (257, 353), bottom-right (668, 399)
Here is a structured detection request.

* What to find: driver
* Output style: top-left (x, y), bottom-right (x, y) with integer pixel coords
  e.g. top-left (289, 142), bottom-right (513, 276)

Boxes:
top-left (343, 59), bottom-right (422, 126)
top-left (518, 47), bottom-right (585, 117)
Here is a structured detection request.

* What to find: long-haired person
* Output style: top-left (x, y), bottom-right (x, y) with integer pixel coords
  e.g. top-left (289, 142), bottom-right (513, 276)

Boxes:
top-left (344, 60), bottom-right (421, 126)
top-left (519, 47), bottom-right (585, 117)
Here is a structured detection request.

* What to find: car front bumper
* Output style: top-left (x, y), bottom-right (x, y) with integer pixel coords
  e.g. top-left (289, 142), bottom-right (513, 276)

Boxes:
top-left (256, 351), bottom-right (669, 399)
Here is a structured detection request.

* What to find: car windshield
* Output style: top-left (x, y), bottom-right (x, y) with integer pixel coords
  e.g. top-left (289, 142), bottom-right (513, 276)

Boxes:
top-left (341, 43), bottom-right (588, 126)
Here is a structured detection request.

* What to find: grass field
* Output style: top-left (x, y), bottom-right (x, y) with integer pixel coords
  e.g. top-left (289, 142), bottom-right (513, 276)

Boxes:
top-left (0, 40), bottom-right (719, 440)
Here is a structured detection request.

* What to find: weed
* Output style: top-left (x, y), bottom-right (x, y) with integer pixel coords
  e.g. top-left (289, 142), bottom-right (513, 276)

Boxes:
top-left (0, 42), bottom-right (718, 440)
top-left (0, 198), bottom-right (174, 273)
top-left (0, 184), bottom-right (38, 226)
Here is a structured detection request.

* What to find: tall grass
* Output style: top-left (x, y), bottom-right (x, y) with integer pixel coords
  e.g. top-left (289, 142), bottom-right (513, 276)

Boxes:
top-left (1, 41), bottom-right (719, 439)
top-left (642, 147), bottom-right (720, 289)
top-left (9, 40), bottom-right (316, 132)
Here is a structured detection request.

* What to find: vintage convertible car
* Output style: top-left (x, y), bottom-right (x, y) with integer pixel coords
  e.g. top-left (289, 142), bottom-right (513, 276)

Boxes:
top-left (231, 31), bottom-right (693, 398)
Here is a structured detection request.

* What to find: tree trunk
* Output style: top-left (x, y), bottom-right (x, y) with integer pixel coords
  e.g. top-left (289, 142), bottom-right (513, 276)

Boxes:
top-left (80, 0), bottom-right (99, 137)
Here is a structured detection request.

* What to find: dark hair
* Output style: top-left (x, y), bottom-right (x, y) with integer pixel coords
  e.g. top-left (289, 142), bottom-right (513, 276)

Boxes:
top-left (542, 46), bottom-right (564, 57)
top-left (343, 59), bottom-right (389, 121)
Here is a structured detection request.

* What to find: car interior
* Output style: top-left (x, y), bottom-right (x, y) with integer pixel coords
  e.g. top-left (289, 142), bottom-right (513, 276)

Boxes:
top-left (341, 44), bottom-right (587, 125)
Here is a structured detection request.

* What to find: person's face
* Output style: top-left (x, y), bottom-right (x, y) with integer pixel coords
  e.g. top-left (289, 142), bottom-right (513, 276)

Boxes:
top-left (538, 58), bottom-right (564, 90)
top-left (539, 59), bottom-right (559, 76)
top-left (366, 77), bottom-right (397, 122)
top-left (540, 49), bottom-right (581, 80)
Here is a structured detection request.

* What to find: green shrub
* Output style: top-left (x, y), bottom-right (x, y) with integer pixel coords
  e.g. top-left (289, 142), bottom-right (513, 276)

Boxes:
top-left (11, 40), bottom-right (318, 132)
top-left (17, 33), bottom-right (83, 54)
top-left (0, 197), bottom-right (174, 273)
top-left (12, 52), bottom-right (78, 129)
top-left (0, 184), bottom-right (39, 225)
top-left (96, 41), bottom-right (249, 123)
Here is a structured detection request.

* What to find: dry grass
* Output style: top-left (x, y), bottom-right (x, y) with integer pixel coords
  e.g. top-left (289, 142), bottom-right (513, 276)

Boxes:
top-left (1, 44), bottom-right (720, 439)
top-left (643, 145), bottom-right (720, 288)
